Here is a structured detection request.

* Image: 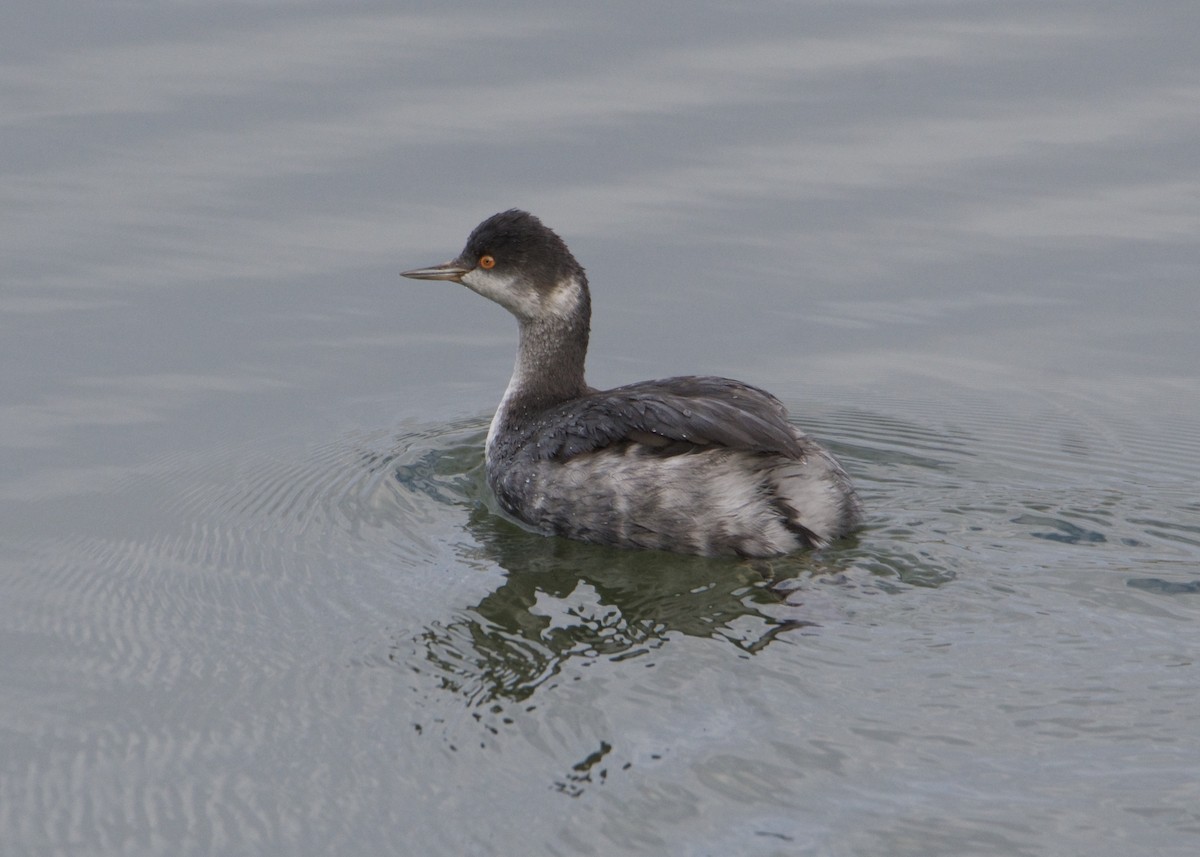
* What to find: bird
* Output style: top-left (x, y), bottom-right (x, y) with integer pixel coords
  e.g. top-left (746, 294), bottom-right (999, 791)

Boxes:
top-left (402, 209), bottom-right (861, 557)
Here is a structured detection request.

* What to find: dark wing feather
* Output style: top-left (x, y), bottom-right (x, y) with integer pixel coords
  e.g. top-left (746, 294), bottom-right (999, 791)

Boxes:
top-left (527, 376), bottom-right (804, 461)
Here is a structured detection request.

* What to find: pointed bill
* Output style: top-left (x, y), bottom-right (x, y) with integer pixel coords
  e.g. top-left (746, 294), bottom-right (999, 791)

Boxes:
top-left (401, 261), bottom-right (472, 282)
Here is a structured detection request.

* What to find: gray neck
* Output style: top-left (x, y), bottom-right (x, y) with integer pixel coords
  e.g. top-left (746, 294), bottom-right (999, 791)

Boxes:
top-left (486, 296), bottom-right (591, 459)
top-left (509, 313), bottom-right (589, 411)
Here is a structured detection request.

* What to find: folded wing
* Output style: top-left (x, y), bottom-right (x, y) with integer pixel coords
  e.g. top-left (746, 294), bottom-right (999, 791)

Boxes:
top-left (525, 376), bottom-right (805, 461)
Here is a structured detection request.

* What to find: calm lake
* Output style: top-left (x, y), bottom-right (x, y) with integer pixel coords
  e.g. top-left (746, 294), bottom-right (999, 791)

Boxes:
top-left (2, 2), bottom-right (1198, 855)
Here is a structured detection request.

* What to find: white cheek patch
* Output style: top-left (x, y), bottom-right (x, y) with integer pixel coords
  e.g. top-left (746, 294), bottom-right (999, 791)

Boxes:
top-left (461, 268), bottom-right (542, 319)
top-left (461, 269), bottom-right (585, 324)
top-left (545, 275), bottom-right (584, 320)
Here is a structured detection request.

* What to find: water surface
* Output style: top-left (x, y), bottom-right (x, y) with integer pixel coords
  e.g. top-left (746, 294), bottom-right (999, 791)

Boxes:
top-left (2, 2), bottom-right (1199, 855)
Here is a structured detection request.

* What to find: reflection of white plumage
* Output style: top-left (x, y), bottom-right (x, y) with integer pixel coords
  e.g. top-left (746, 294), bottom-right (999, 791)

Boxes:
top-left (403, 210), bottom-right (862, 556)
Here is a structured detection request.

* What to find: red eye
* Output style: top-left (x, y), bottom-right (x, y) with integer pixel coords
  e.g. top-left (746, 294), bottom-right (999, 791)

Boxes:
top-left (479, 255), bottom-right (496, 270)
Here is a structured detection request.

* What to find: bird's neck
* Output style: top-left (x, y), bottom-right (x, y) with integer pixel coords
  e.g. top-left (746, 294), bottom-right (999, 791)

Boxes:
top-left (509, 312), bottom-right (590, 411)
top-left (486, 292), bottom-right (591, 458)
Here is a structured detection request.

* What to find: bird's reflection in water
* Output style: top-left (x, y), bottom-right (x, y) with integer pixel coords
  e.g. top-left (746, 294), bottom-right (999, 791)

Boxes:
top-left (412, 504), bottom-right (848, 709)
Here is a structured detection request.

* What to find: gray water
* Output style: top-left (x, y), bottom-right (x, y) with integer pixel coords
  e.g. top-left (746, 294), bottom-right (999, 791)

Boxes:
top-left (3, 2), bottom-right (1199, 855)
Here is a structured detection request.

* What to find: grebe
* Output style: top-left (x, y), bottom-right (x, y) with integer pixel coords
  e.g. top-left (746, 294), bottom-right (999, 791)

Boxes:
top-left (403, 210), bottom-right (861, 557)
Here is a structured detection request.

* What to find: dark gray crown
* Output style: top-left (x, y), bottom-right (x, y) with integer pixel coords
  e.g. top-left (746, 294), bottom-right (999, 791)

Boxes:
top-left (460, 210), bottom-right (586, 291)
